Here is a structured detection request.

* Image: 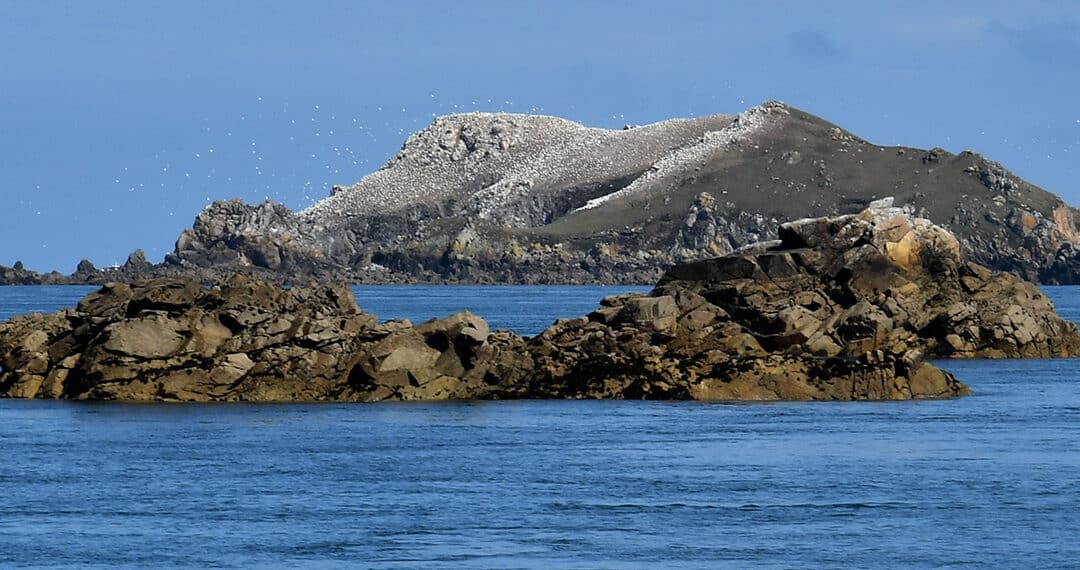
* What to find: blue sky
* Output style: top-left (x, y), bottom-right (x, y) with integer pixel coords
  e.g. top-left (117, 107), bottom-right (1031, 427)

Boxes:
top-left (2, 1), bottom-right (1079, 271)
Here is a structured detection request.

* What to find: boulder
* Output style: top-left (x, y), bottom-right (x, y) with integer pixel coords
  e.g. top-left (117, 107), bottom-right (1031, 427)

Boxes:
top-left (100, 316), bottom-right (187, 359)
top-left (416, 311), bottom-right (490, 345)
top-left (124, 249), bottom-right (152, 272)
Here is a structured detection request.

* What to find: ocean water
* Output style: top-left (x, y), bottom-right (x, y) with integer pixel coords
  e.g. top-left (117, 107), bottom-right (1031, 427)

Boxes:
top-left (0, 284), bottom-right (653, 336)
top-left (1, 285), bottom-right (1079, 568)
top-left (350, 284), bottom-right (652, 336)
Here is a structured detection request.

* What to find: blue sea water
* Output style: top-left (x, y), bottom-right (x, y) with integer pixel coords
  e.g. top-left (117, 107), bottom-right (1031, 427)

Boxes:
top-left (1, 285), bottom-right (1080, 568)
top-left (0, 285), bottom-right (653, 337)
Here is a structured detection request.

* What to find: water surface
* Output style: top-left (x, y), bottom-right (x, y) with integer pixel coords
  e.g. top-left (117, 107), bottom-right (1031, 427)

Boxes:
top-left (0, 284), bottom-right (652, 336)
top-left (1, 286), bottom-right (1079, 568)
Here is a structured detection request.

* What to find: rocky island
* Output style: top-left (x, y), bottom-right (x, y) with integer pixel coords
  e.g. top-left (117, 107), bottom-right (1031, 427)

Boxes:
top-left (2, 201), bottom-right (1077, 402)
top-left (5, 101), bottom-right (1080, 287)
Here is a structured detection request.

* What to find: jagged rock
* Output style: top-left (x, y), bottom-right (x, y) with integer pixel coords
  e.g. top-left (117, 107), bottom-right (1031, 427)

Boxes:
top-left (0, 261), bottom-right (59, 285)
top-left (170, 199), bottom-right (340, 272)
top-left (124, 249), bottom-right (151, 271)
top-left (2, 204), bottom-right (1078, 402)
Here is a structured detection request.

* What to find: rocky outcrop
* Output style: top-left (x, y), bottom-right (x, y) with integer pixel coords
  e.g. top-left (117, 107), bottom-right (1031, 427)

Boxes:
top-left (140, 101), bottom-right (1080, 285)
top-left (0, 261), bottom-right (65, 285)
top-left (1, 250), bottom-right (159, 286)
top-left (2, 204), bottom-right (1077, 402)
top-left (657, 198), bottom-right (1080, 360)
top-left (1, 271), bottom-right (533, 401)
top-left (0, 276), bottom-right (520, 402)
top-left (517, 199), bottom-right (1080, 401)
top-left (0, 273), bottom-right (962, 403)
top-left (168, 200), bottom-right (345, 273)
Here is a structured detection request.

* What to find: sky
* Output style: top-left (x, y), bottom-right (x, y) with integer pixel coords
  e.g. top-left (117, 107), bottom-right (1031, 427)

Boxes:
top-left (2, 1), bottom-right (1079, 271)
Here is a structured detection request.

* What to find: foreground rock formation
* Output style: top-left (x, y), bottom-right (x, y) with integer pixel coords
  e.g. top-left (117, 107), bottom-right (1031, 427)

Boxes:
top-left (2, 203), bottom-right (1077, 402)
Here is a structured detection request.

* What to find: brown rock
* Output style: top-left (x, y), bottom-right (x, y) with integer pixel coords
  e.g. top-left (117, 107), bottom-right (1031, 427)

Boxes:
top-left (624, 295), bottom-right (677, 324)
top-left (772, 306), bottom-right (822, 347)
top-left (101, 316), bottom-right (187, 360)
top-left (365, 330), bottom-right (441, 374)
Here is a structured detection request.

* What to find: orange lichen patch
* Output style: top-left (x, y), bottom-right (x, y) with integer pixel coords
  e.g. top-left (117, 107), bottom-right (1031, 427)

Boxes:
top-left (885, 232), bottom-right (919, 270)
top-left (874, 212), bottom-right (960, 273)
top-left (1021, 214), bottom-right (1036, 229)
top-left (1053, 205), bottom-right (1080, 242)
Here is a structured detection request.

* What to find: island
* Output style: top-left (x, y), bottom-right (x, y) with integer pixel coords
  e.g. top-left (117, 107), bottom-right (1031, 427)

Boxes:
top-left (5, 102), bottom-right (1080, 287)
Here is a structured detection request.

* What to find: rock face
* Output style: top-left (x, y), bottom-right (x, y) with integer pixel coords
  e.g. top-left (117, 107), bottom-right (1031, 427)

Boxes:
top-left (170, 200), bottom-right (341, 273)
top-left (2, 204), bottom-right (1077, 402)
top-left (143, 101), bottom-right (1080, 285)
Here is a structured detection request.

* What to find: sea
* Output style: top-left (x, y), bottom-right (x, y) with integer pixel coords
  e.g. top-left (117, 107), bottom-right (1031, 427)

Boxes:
top-left (1, 285), bottom-right (1079, 569)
